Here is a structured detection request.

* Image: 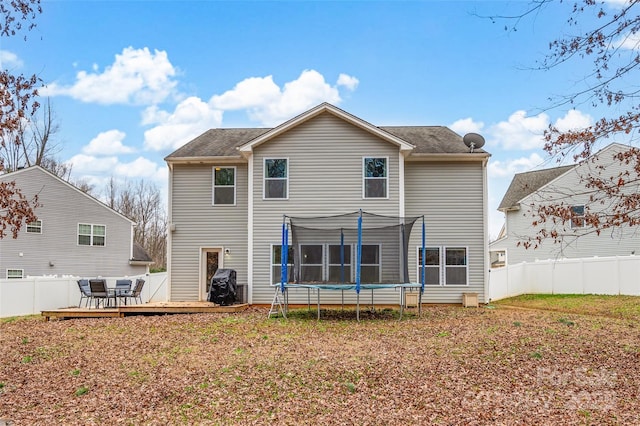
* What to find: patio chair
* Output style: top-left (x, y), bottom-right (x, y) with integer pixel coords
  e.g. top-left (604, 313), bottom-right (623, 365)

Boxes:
top-left (124, 278), bottom-right (145, 305)
top-left (115, 279), bottom-right (132, 305)
top-left (77, 279), bottom-right (92, 307)
top-left (89, 279), bottom-right (114, 308)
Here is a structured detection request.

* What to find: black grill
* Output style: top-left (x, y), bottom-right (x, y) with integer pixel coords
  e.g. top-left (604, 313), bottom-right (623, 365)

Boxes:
top-left (207, 269), bottom-right (237, 306)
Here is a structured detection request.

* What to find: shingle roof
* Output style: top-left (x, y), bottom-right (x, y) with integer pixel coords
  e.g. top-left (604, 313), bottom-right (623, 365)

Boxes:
top-left (498, 165), bottom-right (575, 210)
top-left (165, 114), bottom-right (487, 160)
top-left (132, 241), bottom-right (153, 263)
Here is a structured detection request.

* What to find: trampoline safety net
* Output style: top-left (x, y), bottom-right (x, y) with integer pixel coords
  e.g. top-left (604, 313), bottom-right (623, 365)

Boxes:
top-left (285, 211), bottom-right (422, 287)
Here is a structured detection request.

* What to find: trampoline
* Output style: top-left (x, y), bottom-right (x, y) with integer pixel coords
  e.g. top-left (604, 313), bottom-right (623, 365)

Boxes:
top-left (270, 210), bottom-right (428, 320)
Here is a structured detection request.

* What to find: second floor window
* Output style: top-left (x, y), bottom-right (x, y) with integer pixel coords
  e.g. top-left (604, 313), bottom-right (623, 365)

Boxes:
top-left (78, 224), bottom-right (106, 246)
top-left (26, 220), bottom-right (42, 234)
top-left (363, 157), bottom-right (388, 198)
top-left (213, 167), bottom-right (236, 205)
top-left (264, 158), bottom-right (288, 199)
top-left (570, 205), bottom-right (586, 228)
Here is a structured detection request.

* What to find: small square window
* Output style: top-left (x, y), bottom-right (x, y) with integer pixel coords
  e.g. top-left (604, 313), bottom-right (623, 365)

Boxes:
top-left (26, 220), bottom-right (42, 234)
top-left (78, 224), bottom-right (106, 246)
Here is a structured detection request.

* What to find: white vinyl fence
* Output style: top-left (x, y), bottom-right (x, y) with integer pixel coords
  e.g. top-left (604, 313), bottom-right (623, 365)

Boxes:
top-left (0, 272), bottom-right (168, 318)
top-left (489, 255), bottom-right (640, 302)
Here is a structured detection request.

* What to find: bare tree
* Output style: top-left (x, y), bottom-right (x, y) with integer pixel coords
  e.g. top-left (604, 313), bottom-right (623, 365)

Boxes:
top-left (0, 0), bottom-right (42, 239)
top-left (109, 179), bottom-right (167, 270)
top-left (492, 1), bottom-right (640, 249)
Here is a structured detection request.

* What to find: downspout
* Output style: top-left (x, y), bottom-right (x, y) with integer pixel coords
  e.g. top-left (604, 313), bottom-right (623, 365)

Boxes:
top-left (167, 163), bottom-right (174, 302)
top-left (482, 157), bottom-right (490, 303)
top-left (247, 154), bottom-right (254, 304)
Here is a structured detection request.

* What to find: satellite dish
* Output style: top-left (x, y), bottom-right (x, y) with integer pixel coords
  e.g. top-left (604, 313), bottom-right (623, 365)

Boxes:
top-left (463, 133), bottom-right (485, 152)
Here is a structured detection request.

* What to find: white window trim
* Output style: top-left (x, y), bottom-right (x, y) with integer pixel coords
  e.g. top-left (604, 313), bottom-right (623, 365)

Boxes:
top-left (362, 156), bottom-right (389, 199)
top-left (416, 245), bottom-right (469, 286)
top-left (7, 269), bottom-right (24, 279)
top-left (78, 223), bottom-right (107, 247)
top-left (570, 204), bottom-right (586, 229)
top-left (270, 243), bottom-right (359, 283)
top-left (263, 158), bottom-right (289, 200)
top-left (416, 246), bottom-right (442, 286)
top-left (444, 246), bottom-right (469, 286)
top-left (212, 166), bottom-right (237, 206)
top-left (26, 219), bottom-right (42, 234)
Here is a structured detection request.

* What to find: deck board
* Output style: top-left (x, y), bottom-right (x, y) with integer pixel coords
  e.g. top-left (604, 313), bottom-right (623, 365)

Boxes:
top-left (41, 302), bottom-right (249, 321)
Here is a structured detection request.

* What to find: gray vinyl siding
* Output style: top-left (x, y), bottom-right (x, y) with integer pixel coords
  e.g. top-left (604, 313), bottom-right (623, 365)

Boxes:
top-left (169, 163), bottom-right (248, 301)
top-left (0, 167), bottom-right (144, 278)
top-left (493, 144), bottom-right (640, 265)
top-left (251, 112), bottom-right (402, 304)
top-left (405, 161), bottom-right (486, 303)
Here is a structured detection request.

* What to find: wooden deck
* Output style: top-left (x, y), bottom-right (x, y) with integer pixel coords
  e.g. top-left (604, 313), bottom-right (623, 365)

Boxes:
top-left (41, 302), bottom-right (249, 321)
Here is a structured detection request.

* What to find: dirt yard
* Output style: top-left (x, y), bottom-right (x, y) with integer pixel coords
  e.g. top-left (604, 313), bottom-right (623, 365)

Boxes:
top-left (1, 300), bottom-right (639, 425)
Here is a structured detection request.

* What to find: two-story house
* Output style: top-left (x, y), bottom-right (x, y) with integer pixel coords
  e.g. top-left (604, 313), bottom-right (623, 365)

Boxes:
top-left (0, 166), bottom-right (153, 278)
top-left (490, 143), bottom-right (640, 266)
top-left (165, 103), bottom-right (490, 305)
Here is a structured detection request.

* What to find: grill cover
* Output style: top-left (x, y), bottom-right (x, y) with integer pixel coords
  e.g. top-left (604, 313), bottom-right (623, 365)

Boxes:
top-left (208, 269), bottom-right (237, 306)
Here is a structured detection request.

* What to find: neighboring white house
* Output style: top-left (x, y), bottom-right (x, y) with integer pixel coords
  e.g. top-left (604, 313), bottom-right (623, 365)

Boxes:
top-left (0, 166), bottom-right (153, 278)
top-left (490, 143), bottom-right (640, 266)
top-left (165, 103), bottom-right (491, 305)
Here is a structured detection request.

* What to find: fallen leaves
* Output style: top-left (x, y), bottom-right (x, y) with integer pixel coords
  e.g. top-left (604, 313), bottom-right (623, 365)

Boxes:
top-left (0, 305), bottom-right (638, 424)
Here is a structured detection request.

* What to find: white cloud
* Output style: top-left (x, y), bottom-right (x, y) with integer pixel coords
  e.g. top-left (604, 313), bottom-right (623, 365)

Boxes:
top-left (83, 130), bottom-right (135, 155)
top-left (0, 50), bottom-right (23, 69)
top-left (488, 153), bottom-right (545, 179)
top-left (41, 47), bottom-right (178, 105)
top-left (143, 96), bottom-right (223, 151)
top-left (488, 110), bottom-right (550, 150)
top-left (67, 154), bottom-right (120, 175)
top-left (553, 109), bottom-right (593, 132)
top-left (449, 117), bottom-right (485, 136)
top-left (210, 69), bottom-right (352, 126)
top-left (337, 73), bottom-right (359, 91)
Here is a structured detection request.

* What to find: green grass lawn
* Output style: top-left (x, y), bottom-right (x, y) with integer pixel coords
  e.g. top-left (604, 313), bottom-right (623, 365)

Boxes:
top-left (494, 293), bottom-right (640, 320)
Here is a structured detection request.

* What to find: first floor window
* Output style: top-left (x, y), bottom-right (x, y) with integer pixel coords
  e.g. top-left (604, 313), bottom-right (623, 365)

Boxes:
top-left (26, 220), bottom-right (42, 234)
top-left (363, 157), bottom-right (388, 198)
top-left (328, 244), bottom-right (351, 282)
top-left (360, 244), bottom-right (381, 283)
top-left (271, 245), bottom-right (294, 284)
top-left (570, 205), bottom-right (586, 228)
top-left (7, 269), bottom-right (24, 279)
top-left (417, 246), bottom-right (468, 285)
top-left (213, 166), bottom-right (236, 205)
top-left (264, 158), bottom-right (288, 199)
top-left (300, 244), bottom-right (323, 282)
top-left (78, 224), bottom-right (106, 246)
top-left (417, 247), bottom-right (441, 285)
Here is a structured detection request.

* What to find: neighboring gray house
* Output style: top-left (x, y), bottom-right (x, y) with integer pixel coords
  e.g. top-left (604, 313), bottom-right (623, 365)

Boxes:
top-left (0, 166), bottom-right (153, 278)
top-left (165, 103), bottom-right (491, 305)
top-left (490, 143), bottom-right (640, 266)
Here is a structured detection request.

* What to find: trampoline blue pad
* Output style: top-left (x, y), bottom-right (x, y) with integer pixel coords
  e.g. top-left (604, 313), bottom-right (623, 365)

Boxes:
top-left (274, 283), bottom-right (423, 291)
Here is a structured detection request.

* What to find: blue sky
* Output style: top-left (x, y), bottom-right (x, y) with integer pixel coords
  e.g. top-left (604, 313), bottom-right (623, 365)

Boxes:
top-left (1, 0), bottom-right (627, 238)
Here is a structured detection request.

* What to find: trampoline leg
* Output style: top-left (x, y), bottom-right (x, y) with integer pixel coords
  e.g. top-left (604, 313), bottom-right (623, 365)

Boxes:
top-left (317, 289), bottom-right (320, 320)
top-left (357, 293), bottom-right (360, 322)
top-left (399, 288), bottom-right (404, 321)
top-left (307, 288), bottom-right (311, 311)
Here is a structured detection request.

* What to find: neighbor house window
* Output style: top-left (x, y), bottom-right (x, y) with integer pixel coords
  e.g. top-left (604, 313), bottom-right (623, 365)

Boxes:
top-left (445, 247), bottom-right (468, 285)
top-left (271, 245), bottom-right (294, 284)
top-left (213, 166), bottom-right (236, 205)
top-left (26, 220), bottom-right (42, 234)
top-left (7, 269), bottom-right (24, 279)
top-left (363, 157), bottom-right (388, 198)
top-left (417, 247), bottom-right (441, 285)
top-left (328, 244), bottom-right (352, 282)
top-left (360, 244), bottom-right (381, 283)
top-left (78, 224), bottom-right (106, 246)
top-left (264, 158), bottom-right (288, 199)
top-left (570, 205), bottom-right (586, 228)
